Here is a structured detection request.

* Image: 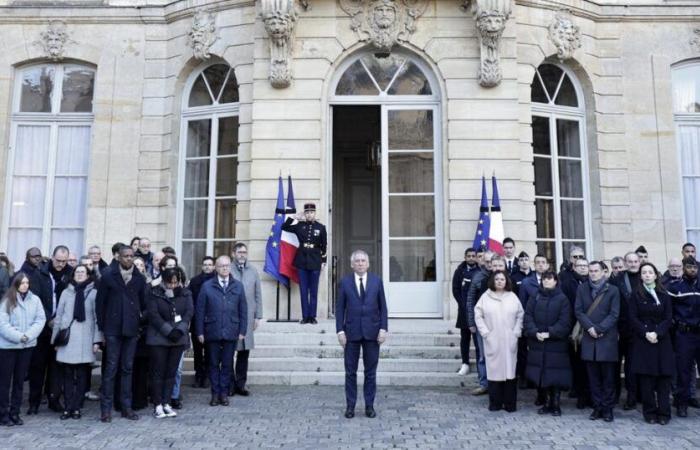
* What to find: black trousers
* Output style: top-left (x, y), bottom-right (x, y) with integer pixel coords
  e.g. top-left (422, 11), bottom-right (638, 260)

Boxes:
top-left (149, 345), bottom-right (185, 406)
top-left (488, 379), bottom-right (517, 411)
top-left (0, 348), bottom-right (33, 417)
top-left (516, 337), bottom-right (528, 379)
top-left (28, 333), bottom-right (62, 407)
top-left (569, 343), bottom-right (590, 401)
top-left (191, 330), bottom-right (208, 382)
top-left (100, 335), bottom-right (138, 413)
top-left (616, 339), bottom-right (638, 403)
top-left (231, 350), bottom-right (250, 391)
top-left (459, 328), bottom-right (471, 364)
top-left (586, 361), bottom-right (616, 413)
top-left (62, 363), bottom-right (89, 412)
top-left (638, 374), bottom-right (671, 420)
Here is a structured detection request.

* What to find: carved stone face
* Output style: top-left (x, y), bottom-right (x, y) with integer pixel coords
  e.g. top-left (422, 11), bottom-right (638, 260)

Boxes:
top-left (373, 4), bottom-right (397, 29)
top-left (266, 17), bottom-right (290, 40)
top-left (478, 14), bottom-right (505, 34)
top-left (46, 33), bottom-right (63, 57)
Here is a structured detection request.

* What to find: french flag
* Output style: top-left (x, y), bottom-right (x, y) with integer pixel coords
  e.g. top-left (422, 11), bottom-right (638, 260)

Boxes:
top-left (489, 175), bottom-right (505, 256)
top-left (279, 175), bottom-right (299, 284)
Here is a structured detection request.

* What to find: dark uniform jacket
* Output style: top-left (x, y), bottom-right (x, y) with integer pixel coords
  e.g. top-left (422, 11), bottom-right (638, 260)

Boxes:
top-left (451, 262), bottom-right (478, 329)
top-left (518, 272), bottom-right (541, 309)
top-left (95, 266), bottom-right (147, 337)
top-left (666, 275), bottom-right (700, 329)
top-left (281, 218), bottom-right (327, 270)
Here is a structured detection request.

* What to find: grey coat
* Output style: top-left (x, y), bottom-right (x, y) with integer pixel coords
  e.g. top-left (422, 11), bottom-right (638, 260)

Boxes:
top-left (51, 283), bottom-right (103, 364)
top-left (231, 263), bottom-right (263, 350)
top-left (575, 282), bottom-right (620, 363)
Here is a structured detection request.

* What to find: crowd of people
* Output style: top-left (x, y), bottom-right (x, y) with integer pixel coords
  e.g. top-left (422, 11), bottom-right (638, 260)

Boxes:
top-left (0, 237), bottom-right (262, 426)
top-left (452, 239), bottom-right (700, 424)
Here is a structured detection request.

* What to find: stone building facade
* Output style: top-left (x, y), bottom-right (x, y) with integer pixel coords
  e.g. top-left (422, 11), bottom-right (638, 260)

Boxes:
top-left (0, 0), bottom-right (699, 320)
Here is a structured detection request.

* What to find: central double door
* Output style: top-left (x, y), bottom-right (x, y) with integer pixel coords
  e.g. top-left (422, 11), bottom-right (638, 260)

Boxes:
top-left (331, 104), bottom-right (441, 318)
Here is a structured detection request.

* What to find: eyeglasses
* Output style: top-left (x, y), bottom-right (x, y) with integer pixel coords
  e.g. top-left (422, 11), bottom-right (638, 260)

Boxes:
top-left (571, 255), bottom-right (585, 259)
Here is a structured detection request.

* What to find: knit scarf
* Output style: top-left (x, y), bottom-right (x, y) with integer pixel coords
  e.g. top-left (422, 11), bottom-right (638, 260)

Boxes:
top-left (589, 278), bottom-right (605, 299)
top-left (71, 280), bottom-right (90, 322)
top-left (120, 264), bottom-right (134, 285)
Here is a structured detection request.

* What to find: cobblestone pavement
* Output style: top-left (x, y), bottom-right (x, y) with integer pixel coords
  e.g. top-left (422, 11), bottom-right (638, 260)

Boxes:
top-left (2, 379), bottom-right (699, 449)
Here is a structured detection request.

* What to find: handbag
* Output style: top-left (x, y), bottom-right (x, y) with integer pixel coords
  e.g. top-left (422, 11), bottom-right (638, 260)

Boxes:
top-left (570, 290), bottom-right (605, 350)
top-left (54, 319), bottom-right (75, 347)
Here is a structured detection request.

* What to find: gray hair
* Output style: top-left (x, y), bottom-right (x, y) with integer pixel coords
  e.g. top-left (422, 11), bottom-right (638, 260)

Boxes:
top-left (624, 251), bottom-right (639, 262)
top-left (350, 249), bottom-right (369, 263)
top-left (569, 245), bottom-right (584, 256)
top-left (611, 256), bottom-right (624, 265)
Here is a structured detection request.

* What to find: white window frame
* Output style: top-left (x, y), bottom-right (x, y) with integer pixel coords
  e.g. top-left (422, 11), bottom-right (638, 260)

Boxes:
top-left (672, 60), bottom-right (700, 243)
top-left (531, 63), bottom-right (592, 267)
top-left (176, 63), bottom-right (240, 261)
top-left (2, 63), bottom-right (95, 258)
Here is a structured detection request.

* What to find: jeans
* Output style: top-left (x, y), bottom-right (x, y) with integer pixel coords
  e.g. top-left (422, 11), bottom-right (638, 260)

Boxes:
top-left (100, 335), bottom-right (138, 413)
top-left (475, 331), bottom-right (488, 388)
top-left (207, 340), bottom-right (236, 396)
top-left (0, 348), bottom-right (33, 417)
top-left (171, 353), bottom-right (184, 400)
top-left (150, 345), bottom-right (185, 406)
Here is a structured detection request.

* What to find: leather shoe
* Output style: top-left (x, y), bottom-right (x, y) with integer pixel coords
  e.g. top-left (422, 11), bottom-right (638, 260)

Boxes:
top-left (299, 318), bottom-right (307, 324)
top-left (219, 395), bottom-right (229, 406)
top-left (209, 396), bottom-right (219, 407)
top-left (71, 411), bottom-right (81, 420)
top-left (602, 411), bottom-right (614, 422)
top-left (60, 411), bottom-right (71, 420)
top-left (310, 318), bottom-right (318, 324)
top-left (689, 398), bottom-right (700, 408)
top-left (228, 387), bottom-right (236, 397)
top-left (344, 408), bottom-right (354, 419)
top-left (0, 415), bottom-right (11, 427)
top-left (677, 406), bottom-right (688, 417)
top-left (589, 409), bottom-right (601, 420)
top-left (26, 405), bottom-right (38, 415)
top-left (365, 406), bottom-right (376, 418)
top-left (235, 388), bottom-right (250, 397)
top-left (9, 414), bottom-right (23, 426)
top-left (120, 409), bottom-right (139, 420)
top-left (169, 398), bottom-right (182, 410)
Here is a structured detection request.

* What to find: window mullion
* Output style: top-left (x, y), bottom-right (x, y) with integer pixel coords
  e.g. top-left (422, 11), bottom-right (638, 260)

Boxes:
top-left (53, 65), bottom-right (64, 114)
top-left (207, 115), bottom-right (219, 256)
top-left (42, 124), bottom-right (60, 253)
top-left (549, 115), bottom-right (563, 267)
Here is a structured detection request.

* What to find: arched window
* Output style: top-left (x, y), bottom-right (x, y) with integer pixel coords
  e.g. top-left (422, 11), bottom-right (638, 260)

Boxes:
top-left (2, 63), bottom-right (95, 264)
top-left (530, 63), bottom-right (590, 267)
top-left (177, 63), bottom-right (239, 274)
top-left (672, 62), bottom-right (700, 244)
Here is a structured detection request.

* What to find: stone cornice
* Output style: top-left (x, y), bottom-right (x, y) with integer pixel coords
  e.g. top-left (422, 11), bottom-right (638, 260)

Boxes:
top-left (515, 0), bottom-right (700, 22)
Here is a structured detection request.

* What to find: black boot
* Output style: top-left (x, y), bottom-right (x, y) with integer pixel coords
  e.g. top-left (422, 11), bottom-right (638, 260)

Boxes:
top-left (537, 390), bottom-right (550, 415)
top-left (534, 389), bottom-right (547, 406)
top-left (550, 389), bottom-right (561, 416)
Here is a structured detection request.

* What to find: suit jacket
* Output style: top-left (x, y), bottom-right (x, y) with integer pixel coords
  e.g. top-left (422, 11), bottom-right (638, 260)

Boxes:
top-left (335, 272), bottom-right (388, 342)
top-left (195, 276), bottom-right (248, 342)
top-left (95, 266), bottom-right (147, 337)
top-left (574, 281), bottom-right (620, 362)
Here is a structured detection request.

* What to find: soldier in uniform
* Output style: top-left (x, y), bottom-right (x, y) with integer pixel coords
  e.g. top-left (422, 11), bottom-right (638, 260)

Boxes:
top-left (282, 203), bottom-right (327, 324)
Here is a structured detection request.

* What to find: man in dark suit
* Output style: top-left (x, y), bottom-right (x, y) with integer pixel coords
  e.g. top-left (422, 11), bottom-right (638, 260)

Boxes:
top-left (336, 250), bottom-right (388, 419)
top-left (503, 237), bottom-right (518, 276)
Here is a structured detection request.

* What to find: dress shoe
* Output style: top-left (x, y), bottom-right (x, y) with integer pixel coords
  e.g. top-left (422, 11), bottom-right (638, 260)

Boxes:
top-left (471, 386), bottom-right (488, 396)
top-left (228, 387), bottom-right (236, 397)
top-left (299, 318), bottom-right (307, 324)
top-left (589, 409), bottom-right (601, 420)
top-left (120, 409), bottom-right (139, 420)
top-left (550, 391), bottom-right (561, 416)
top-left (504, 405), bottom-right (517, 413)
top-left (71, 410), bottom-right (81, 420)
top-left (9, 414), bottom-right (23, 426)
top-left (534, 390), bottom-right (546, 406)
top-left (344, 408), bottom-right (354, 419)
top-left (658, 417), bottom-right (669, 425)
top-left (576, 397), bottom-right (587, 409)
top-left (537, 405), bottom-right (551, 415)
top-left (602, 411), bottom-right (614, 422)
top-left (219, 395), bottom-right (229, 406)
top-left (689, 398), bottom-right (700, 408)
top-left (209, 396), bottom-right (219, 407)
top-left (60, 411), bottom-right (71, 420)
top-left (488, 405), bottom-right (502, 412)
top-left (235, 388), bottom-right (250, 397)
top-left (310, 318), bottom-right (318, 324)
top-left (100, 412), bottom-right (112, 423)
top-left (365, 406), bottom-right (376, 418)
top-left (677, 406), bottom-right (688, 417)
top-left (26, 405), bottom-right (38, 415)
top-left (169, 398), bottom-right (182, 409)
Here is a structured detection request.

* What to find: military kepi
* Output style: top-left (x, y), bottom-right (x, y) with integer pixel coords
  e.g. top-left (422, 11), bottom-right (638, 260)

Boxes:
top-left (304, 203), bottom-right (316, 212)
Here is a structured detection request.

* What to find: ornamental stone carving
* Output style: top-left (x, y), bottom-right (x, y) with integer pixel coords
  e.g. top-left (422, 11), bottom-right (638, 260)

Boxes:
top-left (36, 21), bottom-right (71, 61)
top-left (464, 0), bottom-right (512, 88)
top-left (691, 28), bottom-right (700, 53)
top-left (188, 9), bottom-right (217, 60)
top-left (261, 0), bottom-right (299, 89)
top-left (338, 0), bottom-right (429, 54)
top-left (548, 10), bottom-right (581, 61)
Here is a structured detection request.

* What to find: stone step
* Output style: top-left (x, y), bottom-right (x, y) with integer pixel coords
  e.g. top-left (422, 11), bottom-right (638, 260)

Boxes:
top-left (245, 345), bottom-right (461, 359)
top-left (258, 319), bottom-right (456, 335)
top-left (176, 371), bottom-right (468, 386)
top-left (254, 332), bottom-right (461, 347)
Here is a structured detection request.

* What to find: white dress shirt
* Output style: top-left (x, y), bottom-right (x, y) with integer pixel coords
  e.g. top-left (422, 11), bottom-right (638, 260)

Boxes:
top-left (354, 273), bottom-right (366, 297)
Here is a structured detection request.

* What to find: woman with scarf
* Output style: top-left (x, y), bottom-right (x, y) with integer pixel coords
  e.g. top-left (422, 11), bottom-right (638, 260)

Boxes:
top-left (628, 263), bottom-right (674, 425)
top-left (523, 271), bottom-right (572, 416)
top-left (51, 265), bottom-right (102, 420)
top-left (474, 270), bottom-right (524, 412)
top-left (146, 267), bottom-right (193, 419)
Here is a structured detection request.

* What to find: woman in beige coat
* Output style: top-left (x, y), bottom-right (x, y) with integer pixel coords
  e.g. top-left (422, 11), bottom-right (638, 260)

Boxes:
top-left (475, 270), bottom-right (524, 412)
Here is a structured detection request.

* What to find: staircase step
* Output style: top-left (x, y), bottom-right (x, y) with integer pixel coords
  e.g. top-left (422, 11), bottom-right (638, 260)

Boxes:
top-left (247, 345), bottom-right (460, 359)
top-left (258, 319), bottom-right (456, 335)
top-left (248, 357), bottom-right (463, 372)
top-left (254, 332), bottom-right (461, 347)
top-left (244, 371), bottom-right (465, 386)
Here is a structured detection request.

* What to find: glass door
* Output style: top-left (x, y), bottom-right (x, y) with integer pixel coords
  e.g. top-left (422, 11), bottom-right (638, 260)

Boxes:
top-left (381, 105), bottom-right (441, 317)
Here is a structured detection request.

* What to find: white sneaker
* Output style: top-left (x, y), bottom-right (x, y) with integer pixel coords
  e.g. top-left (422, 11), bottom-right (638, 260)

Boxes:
top-left (162, 404), bottom-right (177, 418)
top-left (84, 391), bottom-right (100, 401)
top-left (153, 405), bottom-right (167, 419)
top-left (457, 364), bottom-right (470, 375)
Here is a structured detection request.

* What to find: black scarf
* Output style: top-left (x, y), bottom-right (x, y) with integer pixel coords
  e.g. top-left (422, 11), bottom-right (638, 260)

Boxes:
top-left (49, 262), bottom-right (65, 283)
top-left (71, 280), bottom-right (90, 323)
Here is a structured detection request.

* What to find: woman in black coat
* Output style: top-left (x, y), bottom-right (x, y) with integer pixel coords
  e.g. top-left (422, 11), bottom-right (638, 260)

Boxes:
top-left (628, 262), bottom-right (674, 425)
top-left (146, 267), bottom-right (193, 419)
top-left (523, 271), bottom-right (572, 416)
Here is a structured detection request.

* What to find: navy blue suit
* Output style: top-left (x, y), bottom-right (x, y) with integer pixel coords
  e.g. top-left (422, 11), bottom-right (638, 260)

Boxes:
top-left (335, 272), bottom-right (388, 410)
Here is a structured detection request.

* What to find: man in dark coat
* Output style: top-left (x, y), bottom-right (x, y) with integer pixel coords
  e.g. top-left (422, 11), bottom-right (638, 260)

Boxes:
top-left (609, 251), bottom-right (642, 409)
top-left (195, 255), bottom-right (247, 407)
top-left (502, 238), bottom-right (519, 276)
top-left (558, 245), bottom-right (585, 293)
top-left (281, 202), bottom-right (327, 324)
top-left (523, 273), bottom-right (572, 416)
top-left (561, 257), bottom-right (590, 407)
top-left (188, 256), bottom-right (216, 388)
top-left (511, 251), bottom-right (532, 388)
top-left (17, 247), bottom-right (43, 279)
top-left (451, 247), bottom-right (478, 375)
top-left (96, 245), bottom-right (147, 422)
top-left (336, 250), bottom-right (388, 419)
top-left (666, 256), bottom-right (700, 418)
top-left (575, 261), bottom-right (621, 422)
top-left (27, 245), bottom-right (73, 414)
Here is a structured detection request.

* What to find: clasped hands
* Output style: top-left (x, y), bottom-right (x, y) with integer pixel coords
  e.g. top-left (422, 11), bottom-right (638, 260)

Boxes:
top-left (645, 331), bottom-right (658, 344)
top-left (535, 332), bottom-right (550, 342)
top-left (587, 327), bottom-right (604, 339)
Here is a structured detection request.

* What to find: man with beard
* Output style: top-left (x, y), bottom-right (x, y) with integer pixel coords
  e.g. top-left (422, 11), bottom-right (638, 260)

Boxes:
top-left (451, 248), bottom-right (479, 375)
top-left (27, 245), bottom-right (73, 414)
top-left (17, 247), bottom-right (43, 279)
